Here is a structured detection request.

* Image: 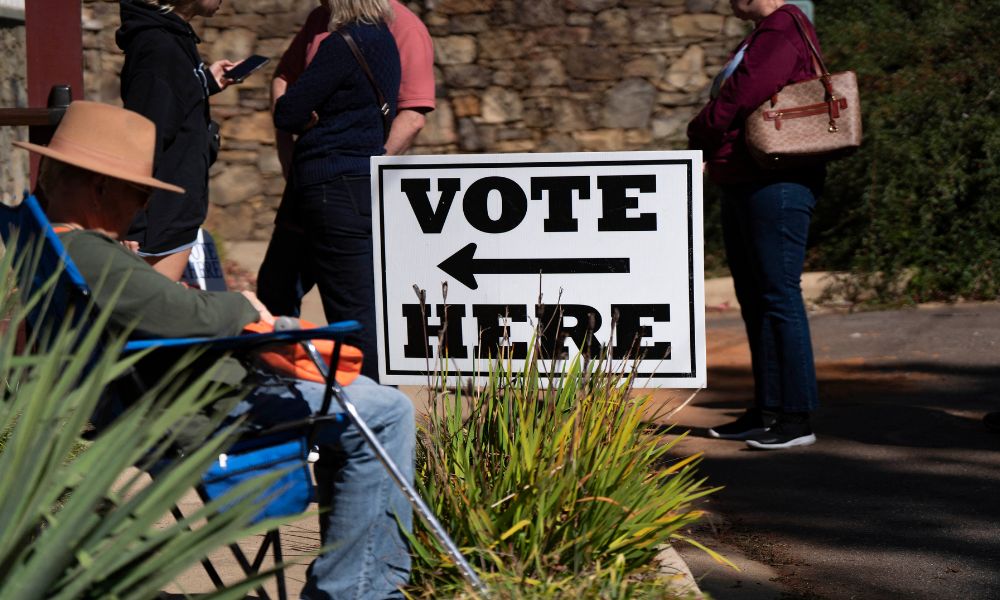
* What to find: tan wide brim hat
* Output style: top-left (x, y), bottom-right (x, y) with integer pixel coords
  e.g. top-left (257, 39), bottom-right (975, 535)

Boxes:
top-left (13, 100), bottom-right (185, 195)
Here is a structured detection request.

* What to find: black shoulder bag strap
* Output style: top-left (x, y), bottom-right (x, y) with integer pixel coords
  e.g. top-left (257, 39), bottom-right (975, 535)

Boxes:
top-left (337, 29), bottom-right (392, 143)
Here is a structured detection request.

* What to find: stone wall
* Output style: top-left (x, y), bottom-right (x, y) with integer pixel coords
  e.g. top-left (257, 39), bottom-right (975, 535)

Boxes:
top-left (0, 17), bottom-right (29, 206)
top-left (419, 0), bottom-right (745, 154)
top-left (79, 0), bottom-right (746, 242)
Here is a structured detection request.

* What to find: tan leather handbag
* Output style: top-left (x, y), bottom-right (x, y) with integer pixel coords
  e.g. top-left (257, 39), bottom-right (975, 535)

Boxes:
top-left (745, 12), bottom-right (862, 169)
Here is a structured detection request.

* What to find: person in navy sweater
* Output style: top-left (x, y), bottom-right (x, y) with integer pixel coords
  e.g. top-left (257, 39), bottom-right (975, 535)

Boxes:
top-left (688, 0), bottom-right (825, 450)
top-left (273, 0), bottom-right (400, 383)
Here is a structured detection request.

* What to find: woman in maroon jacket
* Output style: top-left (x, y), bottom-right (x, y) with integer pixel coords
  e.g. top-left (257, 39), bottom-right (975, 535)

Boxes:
top-left (688, 0), bottom-right (824, 450)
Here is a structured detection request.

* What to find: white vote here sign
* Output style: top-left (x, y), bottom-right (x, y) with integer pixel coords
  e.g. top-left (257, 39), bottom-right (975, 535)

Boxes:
top-left (371, 151), bottom-right (705, 388)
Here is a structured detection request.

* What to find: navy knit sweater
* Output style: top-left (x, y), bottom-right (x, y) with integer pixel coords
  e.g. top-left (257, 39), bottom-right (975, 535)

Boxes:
top-left (274, 22), bottom-right (400, 186)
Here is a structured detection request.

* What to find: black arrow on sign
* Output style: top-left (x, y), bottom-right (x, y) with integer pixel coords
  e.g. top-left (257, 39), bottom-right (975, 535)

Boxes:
top-left (437, 242), bottom-right (631, 290)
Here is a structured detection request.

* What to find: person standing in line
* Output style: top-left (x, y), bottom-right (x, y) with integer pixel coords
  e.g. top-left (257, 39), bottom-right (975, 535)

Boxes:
top-left (688, 0), bottom-right (826, 450)
top-left (257, 0), bottom-right (435, 344)
top-left (116, 0), bottom-right (235, 281)
top-left (272, 0), bottom-right (434, 164)
top-left (270, 0), bottom-right (401, 382)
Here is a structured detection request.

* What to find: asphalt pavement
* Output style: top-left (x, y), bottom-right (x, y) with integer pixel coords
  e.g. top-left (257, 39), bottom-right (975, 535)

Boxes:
top-left (663, 303), bottom-right (1000, 600)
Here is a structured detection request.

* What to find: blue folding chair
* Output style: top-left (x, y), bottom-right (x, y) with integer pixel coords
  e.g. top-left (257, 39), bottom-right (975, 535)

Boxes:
top-left (0, 194), bottom-right (485, 597)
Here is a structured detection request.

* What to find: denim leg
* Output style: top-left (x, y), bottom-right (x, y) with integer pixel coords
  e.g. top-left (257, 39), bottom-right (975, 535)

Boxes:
top-left (298, 177), bottom-right (380, 382)
top-left (307, 377), bottom-right (414, 600)
top-left (721, 193), bottom-right (779, 409)
top-left (721, 182), bottom-right (819, 413)
top-left (230, 375), bottom-right (415, 599)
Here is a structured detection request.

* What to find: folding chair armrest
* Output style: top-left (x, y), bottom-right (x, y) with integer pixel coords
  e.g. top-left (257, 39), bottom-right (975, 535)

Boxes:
top-left (121, 320), bottom-right (361, 355)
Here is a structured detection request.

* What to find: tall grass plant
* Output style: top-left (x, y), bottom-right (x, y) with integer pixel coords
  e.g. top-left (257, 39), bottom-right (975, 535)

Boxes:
top-left (407, 342), bottom-right (722, 598)
top-left (0, 239), bottom-right (289, 599)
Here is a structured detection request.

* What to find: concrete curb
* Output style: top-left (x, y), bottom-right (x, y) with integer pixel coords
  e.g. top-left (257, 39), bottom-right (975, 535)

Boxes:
top-left (657, 544), bottom-right (705, 599)
top-left (705, 270), bottom-right (843, 313)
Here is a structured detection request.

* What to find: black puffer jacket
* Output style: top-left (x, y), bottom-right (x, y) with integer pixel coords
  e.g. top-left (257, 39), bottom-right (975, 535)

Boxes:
top-left (117, 0), bottom-right (222, 254)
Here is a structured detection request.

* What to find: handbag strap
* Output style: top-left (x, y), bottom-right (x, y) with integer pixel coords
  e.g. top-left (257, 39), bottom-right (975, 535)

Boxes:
top-left (787, 10), bottom-right (830, 77)
top-left (786, 10), bottom-right (847, 132)
top-left (337, 29), bottom-right (392, 143)
top-left (786, 9), bottom-right (841, 113)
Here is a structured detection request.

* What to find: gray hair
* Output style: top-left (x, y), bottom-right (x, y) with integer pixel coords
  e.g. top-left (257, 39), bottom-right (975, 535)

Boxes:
top-left (327, 0), bottom-right (394, 30)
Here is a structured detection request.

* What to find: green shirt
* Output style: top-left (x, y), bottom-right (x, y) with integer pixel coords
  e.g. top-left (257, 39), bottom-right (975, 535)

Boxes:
top-left (58, 229), bottom-right (262, 450)
top-left (59, 229), bottom-right (259, 339)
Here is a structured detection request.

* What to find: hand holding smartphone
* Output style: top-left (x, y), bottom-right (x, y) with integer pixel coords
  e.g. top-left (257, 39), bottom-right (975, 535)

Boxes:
top-left (223, 55), bottom-right (270, 83)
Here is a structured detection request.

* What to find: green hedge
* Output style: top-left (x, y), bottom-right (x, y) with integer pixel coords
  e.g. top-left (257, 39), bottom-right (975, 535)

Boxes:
top-left (812, 0), bottom-right (1000, 302)
top-left (701, 1), bottom-right (1000, 302)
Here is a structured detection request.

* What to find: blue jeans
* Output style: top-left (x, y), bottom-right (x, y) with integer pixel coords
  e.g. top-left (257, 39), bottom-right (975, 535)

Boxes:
top-left (228, 375), bottom-right (415, 599)
top-left (257, 176), bottom-right (380, 382)
top-left (721, 181), bottom-right (819, 413)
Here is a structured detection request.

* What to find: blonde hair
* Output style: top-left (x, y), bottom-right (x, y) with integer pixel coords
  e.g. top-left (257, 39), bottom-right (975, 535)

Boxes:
top-left (327, 0), bottom-right (393, 31)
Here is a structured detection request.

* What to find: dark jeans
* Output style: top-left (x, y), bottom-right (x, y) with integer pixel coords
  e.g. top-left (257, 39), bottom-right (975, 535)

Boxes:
top-left (258, 176), bottom-right (380, 382)
top-left (721, 181), bottom-right (819, 413)
top-left (257, 224), bottom-right (311, 319)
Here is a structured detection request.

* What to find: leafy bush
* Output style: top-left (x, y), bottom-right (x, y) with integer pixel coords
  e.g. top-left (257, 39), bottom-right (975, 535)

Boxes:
top-left (0, 245), bottom-right (285, 599)
top-left (811, 0), bottom-right (1000, 302)
top-left (406, 349), bottom-right (722, 598)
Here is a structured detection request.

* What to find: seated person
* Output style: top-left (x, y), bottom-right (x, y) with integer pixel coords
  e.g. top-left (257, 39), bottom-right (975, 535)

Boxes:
top-left (13, 101), bottom-right (412, 600)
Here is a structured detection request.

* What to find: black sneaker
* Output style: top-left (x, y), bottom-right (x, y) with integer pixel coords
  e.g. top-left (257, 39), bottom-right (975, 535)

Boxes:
top-left (985, 412), bottom-right (1000, 433)
top-left (707, 408), bottom-right (776, 440)
top-left (745, 419), bottom-right (817, 450)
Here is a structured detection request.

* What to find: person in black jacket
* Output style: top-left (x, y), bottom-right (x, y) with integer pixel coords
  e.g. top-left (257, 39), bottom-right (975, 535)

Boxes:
top-left (116, 0), bottom-right (235, 281)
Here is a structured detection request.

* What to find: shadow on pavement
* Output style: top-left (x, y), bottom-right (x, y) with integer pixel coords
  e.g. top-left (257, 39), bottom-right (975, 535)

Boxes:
top-left (697, 363), bottom-right (1000, 451)
top-left (668, 355), bottom-right (1000, 600)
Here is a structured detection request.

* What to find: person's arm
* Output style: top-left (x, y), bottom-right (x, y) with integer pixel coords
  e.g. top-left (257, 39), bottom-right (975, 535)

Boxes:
top-left (270, 10), bottom-right (315, 173)
top-left (687, 20), bottom-right (800, 154)
top-left (384, 108), bottom-right (427, 155)
top-left (206, 59), bottom-right (237, 93)
top-left (387, 7), bottom-right (435, 155)
top-left (271, 77), bottom-right (296, 178)
top-left (273, 36), bottom-right (349, 134)
top-left (240, 290), bottom-right (275, 326)
top-left (65, 232), bottom-right (260, 338)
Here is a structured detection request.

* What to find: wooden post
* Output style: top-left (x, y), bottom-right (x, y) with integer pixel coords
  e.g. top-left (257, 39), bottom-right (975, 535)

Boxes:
top-left (24, 0), bottom-right (83, 185)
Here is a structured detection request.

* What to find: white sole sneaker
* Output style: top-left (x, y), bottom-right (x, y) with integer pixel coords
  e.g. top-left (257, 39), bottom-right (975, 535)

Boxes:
top-left (745, 433), bottom-right (817, 450)
top-left (707, 426), bottom-right (770, 440)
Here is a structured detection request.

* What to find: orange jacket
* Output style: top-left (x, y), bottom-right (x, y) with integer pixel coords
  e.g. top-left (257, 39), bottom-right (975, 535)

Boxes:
top-left (244, 319), bottom-right (362, 386)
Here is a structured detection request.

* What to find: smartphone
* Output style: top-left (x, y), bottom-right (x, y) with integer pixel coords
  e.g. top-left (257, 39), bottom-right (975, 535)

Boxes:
top-left (223, 55), bottom-right (270, 83)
